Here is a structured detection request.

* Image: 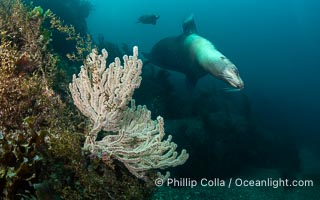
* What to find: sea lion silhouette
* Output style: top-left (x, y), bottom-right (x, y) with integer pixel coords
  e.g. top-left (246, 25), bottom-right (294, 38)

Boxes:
top-left (144, 15), bottom-right (244, 89)
top-left (136, 14), bottom-right (160, 25)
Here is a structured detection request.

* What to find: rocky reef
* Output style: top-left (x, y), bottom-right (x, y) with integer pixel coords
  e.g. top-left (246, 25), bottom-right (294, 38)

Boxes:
top-left (0, 1), bottom-right (158, 199)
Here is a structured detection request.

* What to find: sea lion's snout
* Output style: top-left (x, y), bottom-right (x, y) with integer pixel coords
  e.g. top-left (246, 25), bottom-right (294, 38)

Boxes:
top-left (221, 65), bottom-right (244, 89)
top-left (213, 56), bottom-right (244, 89)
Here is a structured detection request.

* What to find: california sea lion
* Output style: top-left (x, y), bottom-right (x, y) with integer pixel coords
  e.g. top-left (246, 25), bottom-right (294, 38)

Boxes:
top-left (145, 15), bottom-right (244, 89)
top-left (136, 14), bottom-right (160, 25)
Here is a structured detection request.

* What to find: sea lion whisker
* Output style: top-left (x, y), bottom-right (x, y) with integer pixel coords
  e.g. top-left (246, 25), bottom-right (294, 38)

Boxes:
top-left (221, 88), bottom-right (242, 92)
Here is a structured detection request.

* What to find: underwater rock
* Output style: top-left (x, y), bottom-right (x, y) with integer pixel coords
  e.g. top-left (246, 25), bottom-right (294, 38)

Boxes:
top-left (206, 112), bottom-right (249, 134)
top-left (163, 112), bottom-right (251, 178)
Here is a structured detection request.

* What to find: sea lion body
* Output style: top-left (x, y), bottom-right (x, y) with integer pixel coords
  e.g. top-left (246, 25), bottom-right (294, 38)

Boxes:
top-left (146, 15), bottom-right (244, 89)
top-left (149, 34), bottom-right (207, 82)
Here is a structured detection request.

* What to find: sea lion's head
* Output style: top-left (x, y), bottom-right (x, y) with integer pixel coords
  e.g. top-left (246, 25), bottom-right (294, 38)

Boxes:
top-left (203, 50), bottom-right (244, 89)
top-left (190, 35), bottom-right (244, 89)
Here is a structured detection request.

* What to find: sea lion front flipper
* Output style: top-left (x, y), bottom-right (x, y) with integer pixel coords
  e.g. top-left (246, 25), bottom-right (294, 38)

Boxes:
top-left (140, 52), bottom-right (152, 67)
top-left (183, 14), bottom-right (197, 35)
top-left (141, 52), bottom-right (151, 60)
top-left (185, 75), bottom-right (198, 90)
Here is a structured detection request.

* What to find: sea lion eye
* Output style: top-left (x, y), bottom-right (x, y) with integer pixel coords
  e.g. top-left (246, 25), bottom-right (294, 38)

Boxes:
top-left (220, 56), bottom-right (225, 60)
top-left (233, 68), bottom-right (239, 74)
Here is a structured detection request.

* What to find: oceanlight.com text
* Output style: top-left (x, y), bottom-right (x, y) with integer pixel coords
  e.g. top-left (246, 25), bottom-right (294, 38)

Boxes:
top-left (154, 177), bottom-right (314, 188)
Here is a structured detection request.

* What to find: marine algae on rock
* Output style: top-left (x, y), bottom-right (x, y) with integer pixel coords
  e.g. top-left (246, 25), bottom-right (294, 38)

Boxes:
top-left (0, 0), bottom-right (162, 199)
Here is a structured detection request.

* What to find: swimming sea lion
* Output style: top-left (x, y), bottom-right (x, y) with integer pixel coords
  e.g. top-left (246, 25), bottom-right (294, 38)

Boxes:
top-left (136, 14), bottom-right (160, 25)
top-left (145, 15), bottom-right (244, 89)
